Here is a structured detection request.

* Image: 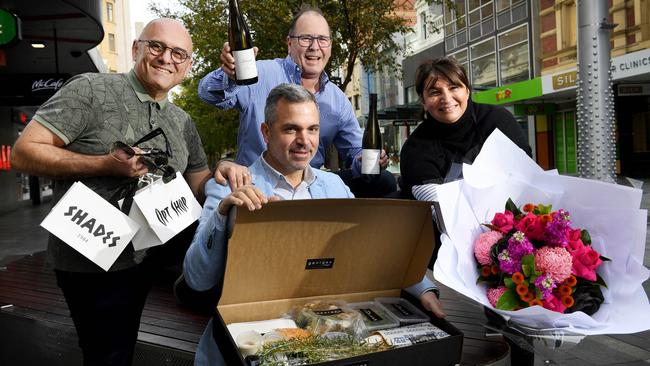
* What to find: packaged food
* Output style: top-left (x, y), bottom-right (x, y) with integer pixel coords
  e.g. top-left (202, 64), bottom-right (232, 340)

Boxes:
top-left (292, 300), bottom-right (367, 337)
top-left (349, 301), bottom-right (400, 332)
top-left (365, 322), bottom-right (450, 348)
top-left (374, 297), bottom-right (430, 325)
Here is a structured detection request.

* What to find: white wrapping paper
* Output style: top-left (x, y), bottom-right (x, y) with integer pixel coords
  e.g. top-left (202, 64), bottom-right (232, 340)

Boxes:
top-left (433, 129), bottom-right (650, 335)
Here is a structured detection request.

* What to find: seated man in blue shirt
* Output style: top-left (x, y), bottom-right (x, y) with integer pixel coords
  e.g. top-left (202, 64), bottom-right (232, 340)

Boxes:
top-left (198, 4), bottom-right (396, 198)
top-left (184, 84), bottom-right (443, 365)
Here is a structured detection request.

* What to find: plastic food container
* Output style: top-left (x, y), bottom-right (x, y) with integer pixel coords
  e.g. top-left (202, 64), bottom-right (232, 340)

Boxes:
top-left (349, 301), bottom-right (400, 332)
top-left (374, 297), bottom-right (430, 325)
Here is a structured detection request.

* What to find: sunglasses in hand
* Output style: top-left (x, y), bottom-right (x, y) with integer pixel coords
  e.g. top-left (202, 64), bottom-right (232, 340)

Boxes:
top-left (110, 128), bottom-right (176, 182)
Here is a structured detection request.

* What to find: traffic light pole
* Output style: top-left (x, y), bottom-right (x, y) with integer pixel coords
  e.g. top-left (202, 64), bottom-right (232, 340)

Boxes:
top-left (575, 0), bottom-right (617, 183)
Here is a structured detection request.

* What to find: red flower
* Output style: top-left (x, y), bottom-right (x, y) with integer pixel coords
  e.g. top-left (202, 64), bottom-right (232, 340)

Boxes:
top-left (491, 211), bottom-right (514, 233)
top-left (514, 213), bottom-right (546, 241)
top-left (572, 245), bottom-right (603, 281)
top-left (567, 229), bottom-right (584, 253)
top-left (542, 295), bottom-right (567, 313)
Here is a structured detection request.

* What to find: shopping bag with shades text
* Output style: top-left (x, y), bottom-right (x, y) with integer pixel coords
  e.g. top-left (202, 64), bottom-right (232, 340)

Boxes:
top-left (131, 172), bottom-right (202, 247)
top-left (41, 182), bottom-right (140, 271)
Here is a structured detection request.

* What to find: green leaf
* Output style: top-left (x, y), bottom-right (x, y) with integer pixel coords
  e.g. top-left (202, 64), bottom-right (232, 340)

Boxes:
top-left (495, 289), bottom-right (520, 310)
top-left (536, 203), bottom-right (552, 215)
top-left (505, 198), bottom-right (522, 217)
top-left (521, 254), bottom-right (535, 277)
top-left (504, 276), bottom-right (515, 289)
top-left (595, 273), bottom-right (608, 288)
top-left (581, 230), bottom-right (592, 245)
top-left (482, 224), bottom-right (501, 232)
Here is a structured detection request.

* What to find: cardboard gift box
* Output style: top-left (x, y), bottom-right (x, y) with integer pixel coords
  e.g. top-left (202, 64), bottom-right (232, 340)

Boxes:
top-left (212, 199), bottom-right (463, 365)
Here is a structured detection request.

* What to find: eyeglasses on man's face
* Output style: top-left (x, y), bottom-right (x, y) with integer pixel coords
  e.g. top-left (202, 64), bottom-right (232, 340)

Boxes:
top-left (138, 40), bottom-right (191, 64)
top-left (288, 35), bottom-right (332, 48)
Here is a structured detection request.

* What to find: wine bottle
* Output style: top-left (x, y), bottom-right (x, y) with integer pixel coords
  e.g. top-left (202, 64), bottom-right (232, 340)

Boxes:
top-left (361, 94), bottom-right (382, 175)
top-left (228, 0), bottom-right (258, 85)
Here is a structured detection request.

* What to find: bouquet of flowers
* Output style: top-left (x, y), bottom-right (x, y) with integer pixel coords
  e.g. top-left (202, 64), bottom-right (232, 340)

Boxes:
top-left (475, 198), bottom-right (608, 315)
top-left (432, 129), bottom-right (650, 335)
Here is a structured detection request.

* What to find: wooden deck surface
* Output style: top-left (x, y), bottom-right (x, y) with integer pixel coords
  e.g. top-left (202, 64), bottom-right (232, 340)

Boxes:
top-left (0, 252), bottom-right (509, 366)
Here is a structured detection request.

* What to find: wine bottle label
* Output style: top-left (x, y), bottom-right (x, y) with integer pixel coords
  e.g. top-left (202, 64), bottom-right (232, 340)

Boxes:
top-left (233, 48), bottom-right (258, 80)
top-left (361, 149), bottom-right (381, 174)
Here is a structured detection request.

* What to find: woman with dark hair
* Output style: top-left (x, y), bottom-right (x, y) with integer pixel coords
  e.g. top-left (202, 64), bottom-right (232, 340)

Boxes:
top-left (400, 57), bottom-right (532, 199)
top-left (401, 57), bottom-right (535, 365)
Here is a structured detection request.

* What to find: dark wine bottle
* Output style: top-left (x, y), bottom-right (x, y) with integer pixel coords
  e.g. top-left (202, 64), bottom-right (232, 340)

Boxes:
top-left (362, 94), bottom-right (382, 175)
top-left (228, 0), bottom-right (258, 85)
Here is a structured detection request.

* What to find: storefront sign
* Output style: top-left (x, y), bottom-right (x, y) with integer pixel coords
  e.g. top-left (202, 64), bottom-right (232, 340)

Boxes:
top-left (610, 48), bottom-right (650, 81)
top-left (0, 73), bottom-right (71, 98)
top-left (542, 48), bottom-right (650, 96)
top-left (472, 78), bottom-right (543, 105)
top-left (618, 83), bottom-right (650, 96)
top-left (552, 71), bottom-right (577, 90)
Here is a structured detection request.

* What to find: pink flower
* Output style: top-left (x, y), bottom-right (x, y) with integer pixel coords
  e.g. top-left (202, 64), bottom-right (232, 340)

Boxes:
top-left (542, 294), bottom-right (567, 313)
top-left (567, 229), bottom-right (584, 253)
top-left (474, 231), bottom-right (504, 265)
top-left (514, 213), bottom-right (546, 241)
top-left (572, 245), bottom-right (603, 281)
top-left (491, 211), bottom-right (514, 233)
top-left (535, 246), bottom-right (573, 283)
top-left (487, 286), bottom-right (508, 307)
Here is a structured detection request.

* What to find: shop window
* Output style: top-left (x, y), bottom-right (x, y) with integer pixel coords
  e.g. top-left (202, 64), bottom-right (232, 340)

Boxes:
top-left (470, 38), bottom-right (496, 88)
top-left (554, 111), bottom-right (577, 174)
top-left (498, 24), bottom-right (529, 84)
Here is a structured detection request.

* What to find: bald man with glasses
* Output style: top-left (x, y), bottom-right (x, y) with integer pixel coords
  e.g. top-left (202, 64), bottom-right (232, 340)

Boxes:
top-left (11, 18), bottom-right (211, 366)
top-left (198, 4), bottom-right (397, 199)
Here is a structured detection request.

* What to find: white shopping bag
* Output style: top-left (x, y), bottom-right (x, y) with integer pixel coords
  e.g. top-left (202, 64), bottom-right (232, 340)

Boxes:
top-left (41, 182), bottom-right (140, 271)
top-left (130, 172), bottom-right (202, 249)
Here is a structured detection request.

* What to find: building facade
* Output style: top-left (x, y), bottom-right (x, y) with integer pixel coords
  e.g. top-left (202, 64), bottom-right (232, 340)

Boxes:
top-left (96, 0), bottom-right (131, 73)
top-left (472, 0), bottom-right (650, 176)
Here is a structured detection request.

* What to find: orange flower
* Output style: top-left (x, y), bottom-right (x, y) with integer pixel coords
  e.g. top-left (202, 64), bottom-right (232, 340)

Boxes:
top-left (491, 265), bottom-right (499, 275)
top-left (529, 299), bottom-right (543, 307)
top-left (540, 214), bottom-right (553, 223)
top-left (561, 295), bottom-right (575, 308)
top-left (564, 275), bottom-right (577, 287)
top-left (523, 203), bottom-right (536, 213)
top-left (481, 266), bottom-right (491, 277)
top-left (559, 285), bottom-right (572, 296)
top-left (512, 272), bottom-right (525, 284)
top-left (516, 284), bottom-right (529, 296)
top-left (521, 292), bottom-right (534, 302)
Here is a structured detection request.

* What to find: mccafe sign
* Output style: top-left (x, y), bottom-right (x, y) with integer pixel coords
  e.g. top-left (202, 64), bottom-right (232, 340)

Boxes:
top-left (31, 78), bottom-right (65, 93)
top-left (0, 73), bottom-right (71, 99)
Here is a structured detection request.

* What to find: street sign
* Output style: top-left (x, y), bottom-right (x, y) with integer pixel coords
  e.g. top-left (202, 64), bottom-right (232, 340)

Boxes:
top-left (0, 9), bottom-right (21, 47)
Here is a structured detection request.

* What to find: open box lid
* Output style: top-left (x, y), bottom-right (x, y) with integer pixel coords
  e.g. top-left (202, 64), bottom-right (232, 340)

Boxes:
top-left (219, 199), bottom-right (434, 307)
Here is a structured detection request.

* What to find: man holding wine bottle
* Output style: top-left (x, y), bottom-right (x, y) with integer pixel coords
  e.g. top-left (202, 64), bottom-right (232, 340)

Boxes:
top-left (198, 4), bottom-right (397, 198)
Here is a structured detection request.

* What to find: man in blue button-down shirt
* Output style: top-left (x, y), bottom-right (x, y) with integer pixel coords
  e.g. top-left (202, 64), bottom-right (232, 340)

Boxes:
top-left (198, 4), bottom-right (396, 198)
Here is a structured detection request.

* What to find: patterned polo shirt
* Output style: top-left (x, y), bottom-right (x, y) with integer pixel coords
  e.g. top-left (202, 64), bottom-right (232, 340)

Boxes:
top-left (34, 70), bottom-right (208, 272)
